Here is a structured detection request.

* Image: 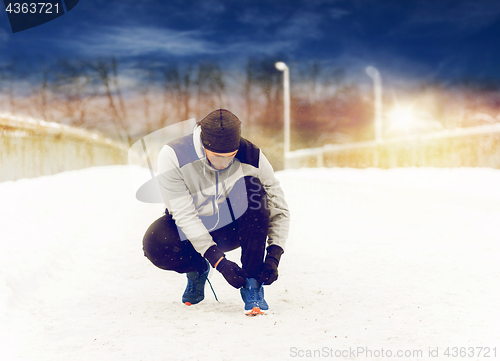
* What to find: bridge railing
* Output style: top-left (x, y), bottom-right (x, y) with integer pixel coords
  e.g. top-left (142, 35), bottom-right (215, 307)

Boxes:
top-left (1, 114), bottom-right (128, 182)
top-left (286, 123), bottom-right (500, 169)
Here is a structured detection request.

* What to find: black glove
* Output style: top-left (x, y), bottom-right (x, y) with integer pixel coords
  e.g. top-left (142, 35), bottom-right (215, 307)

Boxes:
top-left (258, 245), bottom-right (284, 285)
top-left (216, 258), bottom-right (248, 289)
top-left (204, 245), bottom-right (248, 289)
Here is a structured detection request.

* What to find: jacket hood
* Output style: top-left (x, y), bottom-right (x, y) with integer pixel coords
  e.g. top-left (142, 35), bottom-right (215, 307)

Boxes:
top-left (192, 124), bottom-right (206, 160)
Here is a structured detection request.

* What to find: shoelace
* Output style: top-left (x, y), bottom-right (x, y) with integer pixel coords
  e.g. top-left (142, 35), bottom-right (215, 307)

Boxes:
top-left (245, 285), bottom-right (263, 302)
top-left (186, 272), bottom-right (219, 303)
top-left (207, 278), bottom-right (219, 303)
top-left (186, 278), bottom-right (197, 293)
top-left (186, 272), bottom-right (201, 293)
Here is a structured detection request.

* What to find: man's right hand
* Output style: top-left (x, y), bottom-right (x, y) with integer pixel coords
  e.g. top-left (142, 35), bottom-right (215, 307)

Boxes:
top-left (216, 258), bottom-right (247, 288)
top-left (204, 245), bottom-right (247, 288)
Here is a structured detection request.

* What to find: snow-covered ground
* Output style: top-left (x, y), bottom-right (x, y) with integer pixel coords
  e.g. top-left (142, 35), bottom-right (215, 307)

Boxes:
top-left (1, 166), bottom-right (499, 361)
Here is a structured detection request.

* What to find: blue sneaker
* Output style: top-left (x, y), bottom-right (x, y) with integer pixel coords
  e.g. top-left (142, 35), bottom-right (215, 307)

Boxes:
top-left (240, 278), bottom-right (269, 311)
top-left (182, 260), bottom-right (210, 305)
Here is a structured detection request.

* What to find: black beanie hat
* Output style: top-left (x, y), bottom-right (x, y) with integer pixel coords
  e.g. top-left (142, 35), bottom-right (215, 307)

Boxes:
top-left (200, 109), bottom-right (241, 153)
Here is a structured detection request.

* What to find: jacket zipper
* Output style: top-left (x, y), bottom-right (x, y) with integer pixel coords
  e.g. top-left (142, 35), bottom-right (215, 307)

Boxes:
top-left (214, 170), bottom-right (219, 214)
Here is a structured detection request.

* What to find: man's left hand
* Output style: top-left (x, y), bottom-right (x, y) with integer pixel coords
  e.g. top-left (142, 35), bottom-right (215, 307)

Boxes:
top-left (258, 245), bottom-right (284, 285)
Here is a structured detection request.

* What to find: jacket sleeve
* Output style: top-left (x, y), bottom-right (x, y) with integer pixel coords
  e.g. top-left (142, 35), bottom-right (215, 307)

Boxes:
top-left (258, 151), bottom-right (290, 251)
top-left (157, 145), bottom-right (216, 256)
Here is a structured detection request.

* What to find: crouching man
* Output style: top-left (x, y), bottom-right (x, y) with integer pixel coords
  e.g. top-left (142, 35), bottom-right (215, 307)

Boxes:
top-left (142, 109), bottom-right (290, 314)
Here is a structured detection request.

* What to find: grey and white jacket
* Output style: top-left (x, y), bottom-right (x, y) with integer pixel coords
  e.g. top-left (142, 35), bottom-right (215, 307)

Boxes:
top-left (157, 125), bottom-right (290, 256)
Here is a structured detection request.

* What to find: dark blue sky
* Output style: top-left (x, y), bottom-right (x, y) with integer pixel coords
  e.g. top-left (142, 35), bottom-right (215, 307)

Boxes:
top-left (1, 0), bottom-right (500, 85)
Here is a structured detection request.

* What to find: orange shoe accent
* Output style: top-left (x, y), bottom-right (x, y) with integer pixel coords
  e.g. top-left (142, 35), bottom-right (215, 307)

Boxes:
top-left (184, 302), bottom-right (192, 306)
top-left (245, 307), bottom-right (265, 316)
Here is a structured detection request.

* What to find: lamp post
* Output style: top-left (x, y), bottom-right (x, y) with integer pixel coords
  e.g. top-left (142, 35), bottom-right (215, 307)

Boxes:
top-left (275, 61), bottom-right (290, 169)
top-left (365, 66), bottom-right (383, 144)
top-left (366, 66), bottom-right (383, 167)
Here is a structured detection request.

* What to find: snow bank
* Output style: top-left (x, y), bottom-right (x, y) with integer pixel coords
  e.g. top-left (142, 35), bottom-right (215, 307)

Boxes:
top-left (1, 166), bottom-right (499, 360)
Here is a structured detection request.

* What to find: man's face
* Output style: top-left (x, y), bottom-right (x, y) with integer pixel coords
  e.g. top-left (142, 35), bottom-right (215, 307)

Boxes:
top-left (204, 149), bottom-right (238, 170)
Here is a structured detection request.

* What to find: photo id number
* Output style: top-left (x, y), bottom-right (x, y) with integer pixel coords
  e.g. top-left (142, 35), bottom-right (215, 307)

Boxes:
top-left (6, 2), bottom-right (60, 14)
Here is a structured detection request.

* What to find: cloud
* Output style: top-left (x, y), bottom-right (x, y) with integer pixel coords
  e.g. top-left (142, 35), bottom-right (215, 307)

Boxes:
top-left (329, 8), bottom-right (350, 20)
top-left (276, 12), bottom-right (324, 40)
top-left (0, 28), bottom-right (9, 44)
top-left (225, 38), bottom-right (296, 56)
top-left (198, 0), bottom-right (226, 14)
top-left (237, 8), bottom-right (284, 27)
top-left (236, 7), bottom-right (326, 50)
top-left (55, 24), bottom-right (296, 61)
top-left (398, 0), bottom-right (500, 35)
top-left (64, 26), bottom-right (219, 57)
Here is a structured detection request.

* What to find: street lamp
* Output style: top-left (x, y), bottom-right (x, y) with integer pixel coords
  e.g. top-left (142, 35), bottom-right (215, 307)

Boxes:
top-left (365, 66), bottom-right (383, 144)
top-left (366, 66), bottom-right (383, 167)
top-left (275, 61), bottom-right (290, 169)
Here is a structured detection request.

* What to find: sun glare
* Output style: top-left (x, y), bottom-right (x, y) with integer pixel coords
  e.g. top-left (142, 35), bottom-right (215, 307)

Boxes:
top-left (388, 106), bottom-right (417, 130)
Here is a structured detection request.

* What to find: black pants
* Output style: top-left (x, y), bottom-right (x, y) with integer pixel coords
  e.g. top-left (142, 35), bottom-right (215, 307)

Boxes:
top-left (143, 176), bottom-right (270, 278)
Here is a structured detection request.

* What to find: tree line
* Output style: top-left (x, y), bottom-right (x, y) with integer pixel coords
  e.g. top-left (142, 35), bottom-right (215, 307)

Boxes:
top-left (1, 55), bottom-right (499, 163)
top-left (0, 56), bottom-right (373, 148)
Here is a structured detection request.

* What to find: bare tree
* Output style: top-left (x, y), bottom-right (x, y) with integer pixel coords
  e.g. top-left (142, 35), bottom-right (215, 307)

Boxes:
top-left (138, 63), bottom-right (179, 133)
top-left (253, 57), bottom-right (282, 130)
top-left (138, 67), bottom-right (154, 132)
top-left (163, 63), bottom-right (195, 121)
top-left (50, 60), bottom-right (98, 127)
top-left (296, 61), bottom-right (321, 104)
top-left (195, 62), bottom-right (225, 115)
top-left (243, 58), bottom-right (259, 123)
top-left (29, 64), bottom-right (55, 122)
top-left (84, 57), bottom-right (133, 145)
top-left (110, 57), bottom-right (128, 127)
top-left (0, 61), bottom-right (22, 115)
